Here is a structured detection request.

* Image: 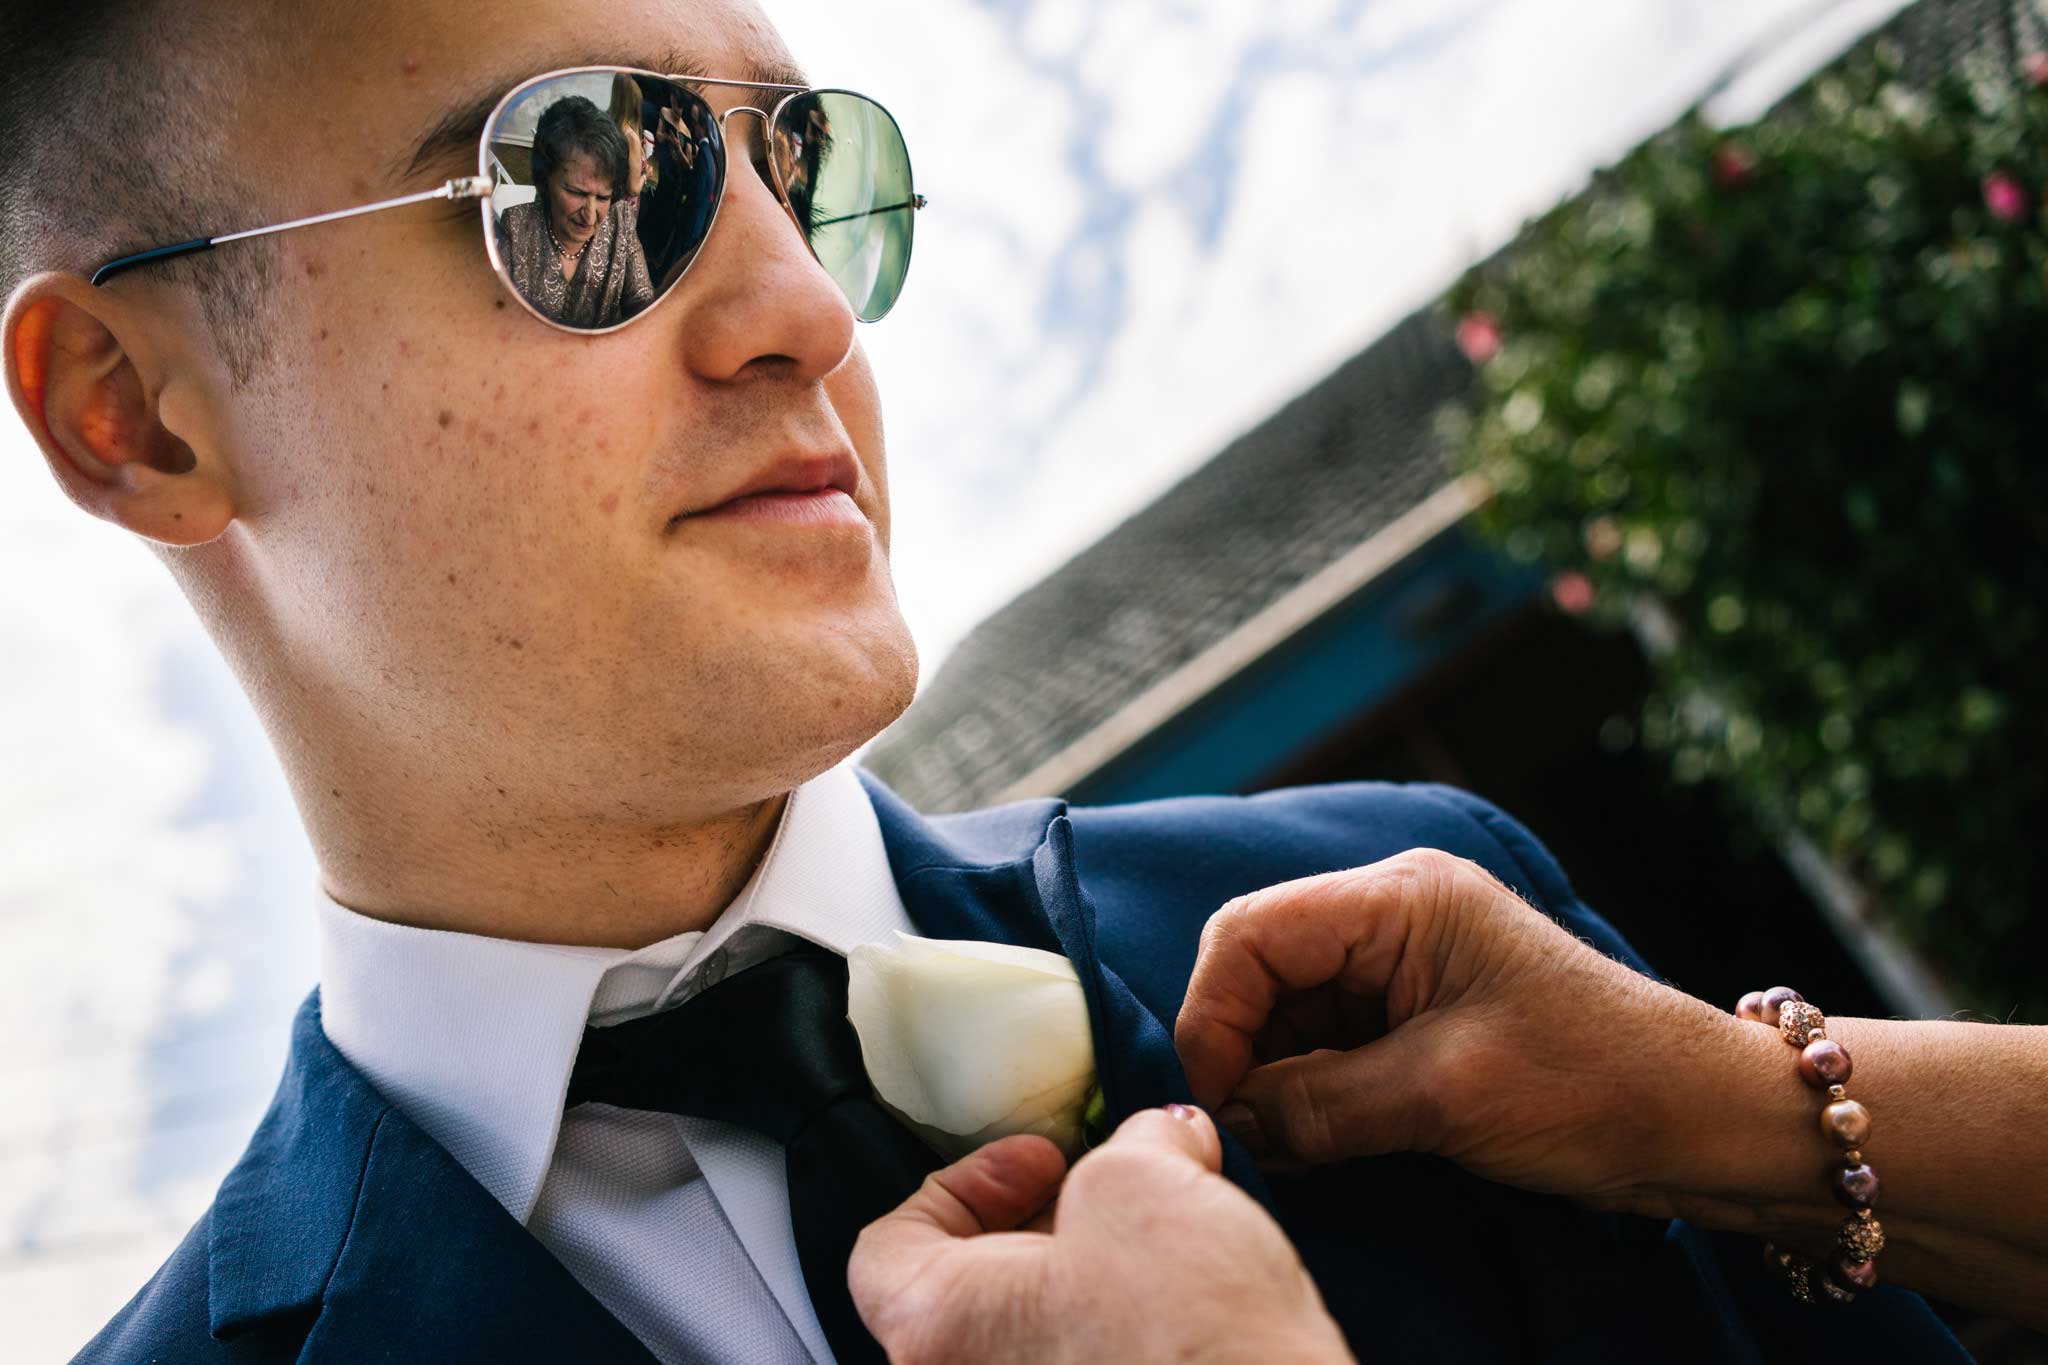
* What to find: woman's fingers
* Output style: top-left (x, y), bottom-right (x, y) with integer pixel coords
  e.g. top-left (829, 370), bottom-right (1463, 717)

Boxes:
top-left (1095, 1103), bottom-right (1226, 1174)
top-left (848, 1136), bottom-right (1069, 1352)
top-left (1176, 851), bottom-right (1459, 1108)
top-left (861, 1134), bottom-right (1066, 1248)
top-left (1216, 1026), bottom-right (1442, 1165)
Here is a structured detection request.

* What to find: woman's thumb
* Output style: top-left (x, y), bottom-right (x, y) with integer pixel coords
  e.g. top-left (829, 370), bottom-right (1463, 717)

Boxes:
top-left (1215, 1026), bottom-right (1439, 1166)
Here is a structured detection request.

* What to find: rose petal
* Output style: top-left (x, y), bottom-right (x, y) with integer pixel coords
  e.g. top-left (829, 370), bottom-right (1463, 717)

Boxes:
top-left (847, 932), bottom-right (1096, 1154)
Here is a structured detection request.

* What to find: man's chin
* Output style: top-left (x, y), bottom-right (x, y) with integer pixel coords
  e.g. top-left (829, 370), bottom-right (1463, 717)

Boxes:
top-left (711, 631), bottom-right (919, 792)
top-left (707, 580), bottom-right (915, 694)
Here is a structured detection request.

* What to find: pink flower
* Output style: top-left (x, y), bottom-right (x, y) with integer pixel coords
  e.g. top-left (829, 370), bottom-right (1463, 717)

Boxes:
top-left (2022, 52), bottom-right (2048, 87)
top-left (1456, 311), bottom-right (1502, 364)
top-left (1551, 571), bottom-right (1596, 616)
top-left (1984, 172), bottom-right (2028, 223)
top-left (1711, 143), bottom-right (1756, 190)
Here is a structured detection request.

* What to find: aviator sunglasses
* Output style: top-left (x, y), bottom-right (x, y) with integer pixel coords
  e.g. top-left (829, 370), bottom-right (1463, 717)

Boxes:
top-left (91, 66), bottom-right (925, 331)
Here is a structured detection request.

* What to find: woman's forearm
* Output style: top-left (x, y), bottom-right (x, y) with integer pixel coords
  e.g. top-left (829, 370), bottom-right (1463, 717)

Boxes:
top-left (1644, 1012), bottom-right (2048, 1328)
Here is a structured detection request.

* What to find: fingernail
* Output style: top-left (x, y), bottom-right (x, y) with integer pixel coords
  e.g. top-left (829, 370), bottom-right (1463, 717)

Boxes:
top-left (1164, 1102), bottom-right (1198, 1121)
top-left (1215, 1102), bottom-right (1267, 1155)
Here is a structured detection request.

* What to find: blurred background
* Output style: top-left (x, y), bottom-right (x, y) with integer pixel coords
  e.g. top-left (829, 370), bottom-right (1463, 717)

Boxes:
top-left (5, 0), bottom-right (2043, 1358)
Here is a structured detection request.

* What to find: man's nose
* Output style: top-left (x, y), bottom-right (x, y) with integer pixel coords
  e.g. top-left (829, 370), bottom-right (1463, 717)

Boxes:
top-left (669, 123), bottom-right (857, 385)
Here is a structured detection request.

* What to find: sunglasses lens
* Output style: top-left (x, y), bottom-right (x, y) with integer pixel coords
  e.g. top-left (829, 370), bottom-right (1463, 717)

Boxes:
top-left (771, 91), bottom-right (917, 322)
top-left (484, 71), bottom-right (724, 331)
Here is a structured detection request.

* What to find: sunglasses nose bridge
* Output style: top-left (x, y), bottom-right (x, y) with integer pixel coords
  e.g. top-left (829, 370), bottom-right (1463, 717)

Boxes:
top-left (714, 105), bottom-right (799, 222)
top-left (716, 105), bottom-right (772, 158)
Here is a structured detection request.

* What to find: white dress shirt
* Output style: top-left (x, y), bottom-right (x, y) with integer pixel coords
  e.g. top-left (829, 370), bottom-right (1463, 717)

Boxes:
top-left (316, 760), bottom-right (917, 1364)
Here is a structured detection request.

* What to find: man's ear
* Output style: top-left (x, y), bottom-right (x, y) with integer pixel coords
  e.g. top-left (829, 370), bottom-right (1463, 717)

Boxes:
top-left (3, 272), bottom-right (236, 546)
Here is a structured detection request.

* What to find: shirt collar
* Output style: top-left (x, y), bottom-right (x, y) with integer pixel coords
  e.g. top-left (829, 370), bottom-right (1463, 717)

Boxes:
top-left (314, 759), bottom-right (911, 1223)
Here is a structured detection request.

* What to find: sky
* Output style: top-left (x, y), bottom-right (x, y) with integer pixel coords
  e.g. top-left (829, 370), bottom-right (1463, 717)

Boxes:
top-left (0, 0), bottom-right (1906, 1354)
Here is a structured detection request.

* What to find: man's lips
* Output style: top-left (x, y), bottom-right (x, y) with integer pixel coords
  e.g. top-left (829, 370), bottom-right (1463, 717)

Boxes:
top-left (691, 487), bottom-right (866, 527)
top-left (669, 451), bottom-right (865, 530)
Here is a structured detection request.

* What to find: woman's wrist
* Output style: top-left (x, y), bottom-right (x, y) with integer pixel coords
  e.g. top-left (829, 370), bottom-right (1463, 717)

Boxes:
top-left (1632, 1007), bottom-right (2048, 1327)
top-left (1660, 1014), bottom-right (2046, 1242)
top-left (1639, 1001), bottom-right (1845, 1233)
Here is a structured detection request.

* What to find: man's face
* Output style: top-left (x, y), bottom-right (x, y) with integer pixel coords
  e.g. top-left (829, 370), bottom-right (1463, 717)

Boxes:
top-left (547, 154), bottom-right (615, 243)
top-left (188, 0), bottom-right (917, 826)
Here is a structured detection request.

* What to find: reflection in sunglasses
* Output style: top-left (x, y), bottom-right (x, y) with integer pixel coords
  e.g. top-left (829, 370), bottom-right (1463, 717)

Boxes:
top-left (492, 88), bottom-right (657, 329)
top-left (482, 69), bottom-right (921, 331)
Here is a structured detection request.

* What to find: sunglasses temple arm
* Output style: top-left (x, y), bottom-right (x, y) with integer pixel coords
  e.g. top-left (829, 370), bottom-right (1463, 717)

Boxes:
top-left (91, 176), bottom-right (493, 287)
top-left (91, 238), bottom-right (216, 286)
top-left (808, 194), bottom-right (928, 230)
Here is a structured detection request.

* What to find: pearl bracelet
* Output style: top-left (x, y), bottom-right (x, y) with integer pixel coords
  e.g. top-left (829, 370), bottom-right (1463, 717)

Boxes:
top-left (1734, 986), bottom-right (1885, 1304)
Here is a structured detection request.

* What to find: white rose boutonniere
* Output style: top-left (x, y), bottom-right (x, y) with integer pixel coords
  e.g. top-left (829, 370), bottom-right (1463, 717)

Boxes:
top-left (846, 932), bottom-right (1104, 1159)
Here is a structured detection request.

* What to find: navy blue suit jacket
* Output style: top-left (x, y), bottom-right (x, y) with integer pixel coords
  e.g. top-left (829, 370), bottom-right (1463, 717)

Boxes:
top-left (77, 776), bottom-right (1967, 1363)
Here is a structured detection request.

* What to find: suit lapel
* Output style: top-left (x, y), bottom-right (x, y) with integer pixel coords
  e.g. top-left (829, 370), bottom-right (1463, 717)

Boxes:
top-left (859, 771), bottom-right (1271, 1207)
top-left (298, 1113), bottom-right (658, 1363)
top-left (210, 994), bottom-right (656, 1364)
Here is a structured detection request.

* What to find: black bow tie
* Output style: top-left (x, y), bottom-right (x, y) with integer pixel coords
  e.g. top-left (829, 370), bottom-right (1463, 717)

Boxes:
top-left (566, 943), bottom-right (941, 1365)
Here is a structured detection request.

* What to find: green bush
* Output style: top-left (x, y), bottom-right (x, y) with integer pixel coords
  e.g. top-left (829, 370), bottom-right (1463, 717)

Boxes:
top-left (1443, 41), bottom-right (2048, 1019)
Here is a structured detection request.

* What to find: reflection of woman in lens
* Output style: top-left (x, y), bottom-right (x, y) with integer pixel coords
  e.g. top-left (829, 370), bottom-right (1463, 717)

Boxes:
top-left (607, 74), bottom-right (648, 197)
top-left (639, 97), bottom-right (721, 288)
top-left (495, 94), bottom-right (654, 328)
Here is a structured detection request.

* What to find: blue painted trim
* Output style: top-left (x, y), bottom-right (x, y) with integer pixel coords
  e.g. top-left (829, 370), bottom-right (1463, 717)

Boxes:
top-left (1071, 526), bottom-right (1542, 805)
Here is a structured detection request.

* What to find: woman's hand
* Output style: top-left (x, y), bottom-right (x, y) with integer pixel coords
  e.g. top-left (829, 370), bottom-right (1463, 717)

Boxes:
top-left (1175, 847), bottom-right (2048, 1329)
top-left (1174, 847), bottom-right (1742, 1218)
top-left (850, 1107), bottom-right (1352, 1365)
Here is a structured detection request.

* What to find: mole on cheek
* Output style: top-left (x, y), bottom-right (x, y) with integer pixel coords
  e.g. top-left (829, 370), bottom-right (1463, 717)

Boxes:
top-left (437, 410), bottom-right (453, 429)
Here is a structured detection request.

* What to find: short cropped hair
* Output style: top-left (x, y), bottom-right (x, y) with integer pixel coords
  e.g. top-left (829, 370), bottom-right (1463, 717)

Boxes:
top-left (0, 3), bottom-right (284, 385)
top-left (529, 96), bottom-right (631, 201)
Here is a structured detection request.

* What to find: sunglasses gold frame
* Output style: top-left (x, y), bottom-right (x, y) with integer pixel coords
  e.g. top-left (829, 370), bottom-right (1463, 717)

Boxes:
top-left (481, 66), bottom-right (925, 333)
top-left (90, 66), bottom-right (927, 331)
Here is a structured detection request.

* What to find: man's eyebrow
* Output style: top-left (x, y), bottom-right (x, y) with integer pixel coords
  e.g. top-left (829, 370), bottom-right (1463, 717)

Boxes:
top-left (397, 49), bottom-right (813, 181)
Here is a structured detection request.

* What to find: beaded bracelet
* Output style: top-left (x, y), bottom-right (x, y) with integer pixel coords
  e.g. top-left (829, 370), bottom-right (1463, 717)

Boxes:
top-left (1733, 986), bottom-right (1885, 1305)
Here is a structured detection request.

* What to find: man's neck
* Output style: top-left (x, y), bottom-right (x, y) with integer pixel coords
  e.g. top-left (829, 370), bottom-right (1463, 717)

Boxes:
top-left (314, 789), bottom-right (791, 950)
